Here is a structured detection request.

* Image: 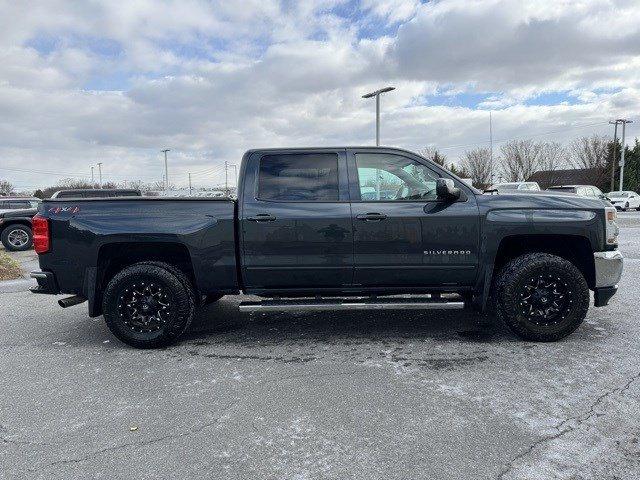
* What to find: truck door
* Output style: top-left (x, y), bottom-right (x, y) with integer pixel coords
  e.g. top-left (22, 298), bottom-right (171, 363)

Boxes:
top-left (240, 150), bottom-right (354, 291)
top-left (348, 149), bottom-right (479, 288)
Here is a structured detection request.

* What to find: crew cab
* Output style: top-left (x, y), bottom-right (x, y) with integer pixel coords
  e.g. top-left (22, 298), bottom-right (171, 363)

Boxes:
top-left (30, 147), bottom-right (623, 348)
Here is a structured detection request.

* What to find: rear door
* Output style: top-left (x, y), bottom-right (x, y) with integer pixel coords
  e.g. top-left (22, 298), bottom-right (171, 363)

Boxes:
top-left (348, 149), bottom-right (480, 288)
top-left (240, 150), bottom-right (354, 291)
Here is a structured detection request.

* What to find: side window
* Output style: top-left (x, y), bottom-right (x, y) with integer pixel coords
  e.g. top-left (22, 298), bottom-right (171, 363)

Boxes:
top-left (355, 153), bottom-right (440, 201)
top-left (258, 153), bottom-right (339, 201)
top-left (9, 201), bottom-right (29, 209)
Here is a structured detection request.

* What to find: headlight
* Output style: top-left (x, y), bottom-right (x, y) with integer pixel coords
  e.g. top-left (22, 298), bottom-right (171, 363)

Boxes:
top-left (605, 206), bottom-right (619, 246)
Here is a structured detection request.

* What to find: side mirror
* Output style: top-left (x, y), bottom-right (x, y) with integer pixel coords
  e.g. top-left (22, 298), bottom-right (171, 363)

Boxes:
top-left (436, 178), bottom-right (461, 201)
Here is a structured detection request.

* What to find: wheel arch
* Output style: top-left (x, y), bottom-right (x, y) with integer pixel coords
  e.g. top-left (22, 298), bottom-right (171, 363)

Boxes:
top-left (478, 233), bottom-right (596, 311)
top-left (89, 241), bottom-right (196, 317)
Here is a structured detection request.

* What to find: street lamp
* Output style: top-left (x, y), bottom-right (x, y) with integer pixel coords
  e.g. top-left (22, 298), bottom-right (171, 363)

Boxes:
top-left (362, 86), bottom-right (395, 146)
top-left (161, 149), bottom-right (170, 192)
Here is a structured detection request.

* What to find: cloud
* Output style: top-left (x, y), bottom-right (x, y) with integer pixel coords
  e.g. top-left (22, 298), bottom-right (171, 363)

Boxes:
top-left (0, 0), bottom-right (639, 190)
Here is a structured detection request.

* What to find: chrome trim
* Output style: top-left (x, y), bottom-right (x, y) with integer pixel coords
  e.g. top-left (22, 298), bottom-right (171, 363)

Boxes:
top-left (239, 300), bottom-right (465, 312)
top-left (30, 271), bottom-right (48, 279)
top-left (594, 251), bottom-right (623, 288)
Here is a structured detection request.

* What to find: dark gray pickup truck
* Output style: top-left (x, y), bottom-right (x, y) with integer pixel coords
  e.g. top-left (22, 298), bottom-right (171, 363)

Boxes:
top-left (30, 147), bottom-right (623, 348)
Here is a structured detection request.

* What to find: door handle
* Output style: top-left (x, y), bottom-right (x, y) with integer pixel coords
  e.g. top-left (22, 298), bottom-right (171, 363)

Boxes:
top-left (247, 213), bottom-right (277, 222)
top-left (356, 212), bottom-right (387, 221)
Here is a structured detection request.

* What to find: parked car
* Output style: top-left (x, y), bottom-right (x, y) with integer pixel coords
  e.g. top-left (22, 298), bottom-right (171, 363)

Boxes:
top-left (490, 182), bottom-right (541, 193)
top-left (0, 197), bottom-right (41, 251)
top-left (51, 189), bottom-right (142, 199)
top-left (547, 185), bottom-right (607, 200)
top-left (31, 147), bottom-right (622, 348)
top-left (606, 191), bottom-right (640, 211)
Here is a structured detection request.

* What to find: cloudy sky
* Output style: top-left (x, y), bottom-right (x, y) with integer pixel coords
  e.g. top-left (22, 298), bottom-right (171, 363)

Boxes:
top-left (1, 0), bottom-right (640, 190)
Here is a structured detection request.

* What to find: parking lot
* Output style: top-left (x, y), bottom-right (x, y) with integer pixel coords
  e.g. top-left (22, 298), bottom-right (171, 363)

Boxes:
top-left (1, 213), bottom-right (639, 479)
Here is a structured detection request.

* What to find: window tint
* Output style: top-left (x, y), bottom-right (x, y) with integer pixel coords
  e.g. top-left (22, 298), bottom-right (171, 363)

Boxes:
top-left (356, 153), bottom-right (440, 201)
top-left (9, 201), bottom-right (30, 209)
top-left (258, 153), bottom-right (339, 201)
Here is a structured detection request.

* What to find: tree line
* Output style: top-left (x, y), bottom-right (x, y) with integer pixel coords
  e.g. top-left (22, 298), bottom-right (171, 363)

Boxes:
top-left (422, 134), bottom-right (640, 192)
top-left (2, 135), bottom-right (640, 197)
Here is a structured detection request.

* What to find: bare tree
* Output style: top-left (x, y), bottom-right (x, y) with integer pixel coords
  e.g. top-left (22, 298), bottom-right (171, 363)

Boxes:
top-left (499, 139), bottom-right (543, 181)
top-left (419, 146), bottom-right (447, 166)
top-left (536, 141), bottom-right (569, 188)
top-left (569, 134), bottom-right (609, 169)
top-left (461, 147), bottom-right (493, 189)
top-left (0, 179), bottom-right (14, 196)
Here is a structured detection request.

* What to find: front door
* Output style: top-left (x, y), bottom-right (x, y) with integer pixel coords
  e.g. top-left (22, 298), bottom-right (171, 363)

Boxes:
top-left (240, 150), bottom-right (354, 291)
top-left (348, 149), bottom-right (479, 288)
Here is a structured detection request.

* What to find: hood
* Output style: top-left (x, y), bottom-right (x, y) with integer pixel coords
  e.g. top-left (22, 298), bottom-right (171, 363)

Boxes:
top-left (476, 190), bottom-right (608, 210)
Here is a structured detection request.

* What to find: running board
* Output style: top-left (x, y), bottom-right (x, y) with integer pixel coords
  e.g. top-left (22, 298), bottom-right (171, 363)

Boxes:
top-left (239, 297), bottom-right (465, 312)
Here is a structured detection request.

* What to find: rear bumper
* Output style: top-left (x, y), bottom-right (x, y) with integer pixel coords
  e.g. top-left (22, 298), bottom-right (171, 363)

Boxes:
top-left (593, 251), bottom-right (623, 307)
top-left (29, 270), bottom-right (59, 295)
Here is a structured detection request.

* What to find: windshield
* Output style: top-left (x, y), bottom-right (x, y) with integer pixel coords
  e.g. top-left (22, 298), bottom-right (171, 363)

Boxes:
top-left (497, 184), bottom-right (519, 190)
top-left (609, 192), bottom-right (629, 197)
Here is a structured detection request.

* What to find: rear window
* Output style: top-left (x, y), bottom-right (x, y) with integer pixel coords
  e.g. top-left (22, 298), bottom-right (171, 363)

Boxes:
top-left (258, 153), bottom-right (339, 201)
top-left (548, 187), bottom-right (575, 192)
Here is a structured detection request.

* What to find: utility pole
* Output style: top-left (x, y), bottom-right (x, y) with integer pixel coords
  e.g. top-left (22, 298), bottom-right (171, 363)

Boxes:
top-left (91, 166), bottom-right (95, 187)
top-left (97, 162), bottom-right (103, 188)
top-left (618, 119), bottom-right (633, 191)
top-left (609, 120), bottom-right (619, 192)
top-left (161, 149), bottom-right (170, 192)
top-left (362, 86), bottom-right (395, 146)
top-left (188, 173), bottom-right (192, 197)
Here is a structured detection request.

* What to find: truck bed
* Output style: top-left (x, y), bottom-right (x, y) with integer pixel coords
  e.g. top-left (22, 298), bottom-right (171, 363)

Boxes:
top-left (37, 197), bottom-right (239, 308)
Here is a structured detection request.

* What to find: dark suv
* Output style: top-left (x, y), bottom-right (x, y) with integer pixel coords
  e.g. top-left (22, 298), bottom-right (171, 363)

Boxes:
top-left (0, 197), bottom-right (41, 251)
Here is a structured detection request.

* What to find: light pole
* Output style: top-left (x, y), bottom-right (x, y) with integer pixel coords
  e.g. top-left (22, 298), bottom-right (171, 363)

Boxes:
top-left (91, 166), bottom-right (95, 187)
top-left (161, 149), bottom-right (170, 192)
top-left (97, 162), bottom-right (103, 188)
top-left (362, 86), bottom-right (395, 146)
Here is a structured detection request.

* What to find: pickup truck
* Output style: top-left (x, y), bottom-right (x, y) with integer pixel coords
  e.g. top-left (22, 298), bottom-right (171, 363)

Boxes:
top-left (30, 147), bottom-right (623, 348)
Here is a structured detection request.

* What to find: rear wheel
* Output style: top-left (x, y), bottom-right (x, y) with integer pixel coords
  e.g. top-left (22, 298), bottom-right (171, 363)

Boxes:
top-left (493, 253), bottom-right (589, 342)
top-left (1, 225), bottom-right (33, 251)
top-left (102, 263), bottom-right (196, 348)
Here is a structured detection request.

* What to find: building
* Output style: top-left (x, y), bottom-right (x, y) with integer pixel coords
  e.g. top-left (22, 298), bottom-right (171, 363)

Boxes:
top-left (527, 167), bottom-right (609, 191)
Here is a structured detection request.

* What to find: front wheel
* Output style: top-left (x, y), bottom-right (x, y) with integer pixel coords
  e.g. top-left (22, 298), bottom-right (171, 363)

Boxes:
top-left (1, 225), bottom-right (33, 251)
top-left (102, 263), bottom-right (196, 348)
top-left (493, 253), bottom-right (590, 342)
top-left (622, 202), bottom-right (629, 211)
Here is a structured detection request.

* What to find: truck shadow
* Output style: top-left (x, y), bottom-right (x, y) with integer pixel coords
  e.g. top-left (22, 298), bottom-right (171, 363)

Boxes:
top-left (183, 296), bottom-right (506, 346)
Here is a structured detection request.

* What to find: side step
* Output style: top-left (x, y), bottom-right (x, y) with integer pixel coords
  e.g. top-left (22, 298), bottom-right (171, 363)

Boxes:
top-left (239, 296), bottom-right (465, 312)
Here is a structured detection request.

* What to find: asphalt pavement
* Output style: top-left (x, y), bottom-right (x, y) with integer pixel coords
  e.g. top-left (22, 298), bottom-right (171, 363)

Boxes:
top-left (1, 213), bottom-right (639, 479)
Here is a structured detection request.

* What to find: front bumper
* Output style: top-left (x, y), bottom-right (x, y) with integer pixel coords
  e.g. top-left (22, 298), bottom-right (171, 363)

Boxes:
top-left (593, 250), bottom-right (623, 307)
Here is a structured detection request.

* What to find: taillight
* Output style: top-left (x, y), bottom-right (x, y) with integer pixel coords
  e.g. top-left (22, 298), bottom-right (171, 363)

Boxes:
top-left (32, 214), bottom-right (50, 254)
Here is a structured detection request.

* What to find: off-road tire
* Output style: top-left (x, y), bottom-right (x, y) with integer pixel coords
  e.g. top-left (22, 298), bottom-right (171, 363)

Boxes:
top-left (1, 225), bottom-right (33, 251)
top-left (493, 253), bottom-right (589, 342)
top-left (102, 262), bottom-right (196, 348)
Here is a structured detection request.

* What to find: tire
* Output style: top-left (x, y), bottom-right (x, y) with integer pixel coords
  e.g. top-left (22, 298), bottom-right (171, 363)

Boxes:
top-left (493, 253), bottom-right (589, 342)
top-left (622, 203), bottom-right (629, 212)
top-left (1, 225), bottom-right (33, 251)
top-left (102, 262), bottom-right (196, 348)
